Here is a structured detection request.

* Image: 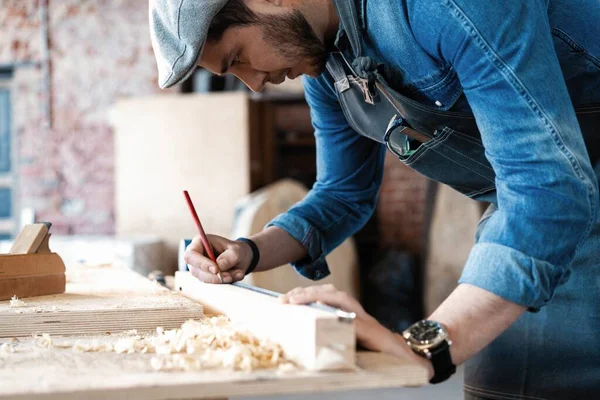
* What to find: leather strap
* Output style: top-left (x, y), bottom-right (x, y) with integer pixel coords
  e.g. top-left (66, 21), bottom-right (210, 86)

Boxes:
top-left (429, 341), bottom-right (457, 384)
top-left (331, 0), bottom-right (363, 56)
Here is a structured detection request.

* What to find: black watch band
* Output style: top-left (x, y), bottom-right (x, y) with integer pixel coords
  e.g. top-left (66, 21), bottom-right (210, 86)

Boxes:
top-left (236, 237), bottom-right (260, 275)
top-left (428, 340), bottom-right (456, 384)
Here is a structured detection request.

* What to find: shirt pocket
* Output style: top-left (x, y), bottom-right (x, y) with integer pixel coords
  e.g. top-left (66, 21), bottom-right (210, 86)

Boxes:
top-left (402, 66), bottom-right (466, 112)
top-left (398, 127), bottom-right (496, 198)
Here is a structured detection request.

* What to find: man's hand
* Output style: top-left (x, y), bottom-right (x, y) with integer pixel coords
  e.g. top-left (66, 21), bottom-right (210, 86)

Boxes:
top-left (280, 284), bottom-right (433, 377)
top-left (184, 235), bottom-right (253, 284)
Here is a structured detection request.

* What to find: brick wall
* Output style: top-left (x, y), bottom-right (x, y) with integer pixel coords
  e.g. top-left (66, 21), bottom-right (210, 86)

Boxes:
top-left (0, 0), bottom-right (171, 234)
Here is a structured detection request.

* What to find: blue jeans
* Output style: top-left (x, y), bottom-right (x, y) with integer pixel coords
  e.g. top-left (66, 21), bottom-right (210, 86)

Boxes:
top-left (464, 199), bottom-right (600, 400)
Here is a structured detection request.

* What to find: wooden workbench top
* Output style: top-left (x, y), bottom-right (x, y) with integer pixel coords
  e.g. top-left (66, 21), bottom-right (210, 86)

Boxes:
top-left (0, 334), bottom-right (428, 400)
top-left (0, 265), bottom-right (428, 399)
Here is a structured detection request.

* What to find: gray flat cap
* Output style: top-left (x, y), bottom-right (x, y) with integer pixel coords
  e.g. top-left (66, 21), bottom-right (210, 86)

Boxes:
top-left (149, 0), bottom-right (229, 89)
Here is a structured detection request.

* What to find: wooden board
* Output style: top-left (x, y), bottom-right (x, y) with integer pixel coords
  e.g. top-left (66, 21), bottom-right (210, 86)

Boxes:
top-left (176, 272), bottom-right (355, 371)
top-left (113, 93), bottom-right (252, 273)
top-left (231, 179), bottom-right (360, 298)
top-left (0, 334), bottom-right (428, 400)
top-left (0, 265), bottom-right (203, 337)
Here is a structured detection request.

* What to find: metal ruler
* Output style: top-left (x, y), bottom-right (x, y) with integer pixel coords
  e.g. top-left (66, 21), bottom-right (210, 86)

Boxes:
top-left (232, 282), bottom-right (356, 323)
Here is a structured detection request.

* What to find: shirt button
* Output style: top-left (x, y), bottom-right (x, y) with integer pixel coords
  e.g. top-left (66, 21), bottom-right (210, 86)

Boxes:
top-left (435, 100), bottom-right (443, 107)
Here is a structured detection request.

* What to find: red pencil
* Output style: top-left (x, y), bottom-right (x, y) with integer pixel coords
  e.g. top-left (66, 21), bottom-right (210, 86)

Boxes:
top-left (183, 190), bottom-right (223, 282)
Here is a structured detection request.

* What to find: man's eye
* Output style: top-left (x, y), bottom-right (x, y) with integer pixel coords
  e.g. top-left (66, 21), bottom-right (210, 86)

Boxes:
top-left (232, 56), bottom-right (241, 65)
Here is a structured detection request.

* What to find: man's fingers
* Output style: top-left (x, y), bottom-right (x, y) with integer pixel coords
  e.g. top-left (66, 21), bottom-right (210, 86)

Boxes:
top-left (281, 285), bottom-right (363, 314)
top-left (287, 290), bottom-right (349, 310)
top-left (282, 284), bottom-right (338, 301)
top-left (183, 248), bottom-right (219, 274)
top-left (189, 265), bottom-right (222, 284)
top-left (216, 248), bottom-right (241, 272)
top-left (229, 268), bottom-right (245, 282)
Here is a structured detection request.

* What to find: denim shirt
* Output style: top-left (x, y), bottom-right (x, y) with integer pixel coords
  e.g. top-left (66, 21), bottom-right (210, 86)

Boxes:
top-left (267, 0), bottom-right (600, 311)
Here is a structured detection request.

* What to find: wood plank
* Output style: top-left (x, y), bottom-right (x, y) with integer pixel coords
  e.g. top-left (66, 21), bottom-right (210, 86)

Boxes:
top-left (0, 265), bottom-right (203, 337)
top-left (0, 334), bottom-right (428, 400)
top-left (175, 271), bottom-right (356, 371)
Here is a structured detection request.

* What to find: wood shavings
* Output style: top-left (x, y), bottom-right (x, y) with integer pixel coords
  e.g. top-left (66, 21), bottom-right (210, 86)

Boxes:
top-left (0, 343), bottom-right (15, 353)
top-left (148, 317), bottom-right (292, 372)
top-left (276, 362), bottom-right (298, 375)
top-left (73, 339), bottom-right (112, 352)
top-left (35, 333), bottom-right (53, 348)
top-left (31, 316), bottom-right (295, 373)
top-left (9, 296), bottom-right (26, 308)
top-left (53, 341), bottom-right (73, 349)
top-left (114, 337), bottom-right (143, 354)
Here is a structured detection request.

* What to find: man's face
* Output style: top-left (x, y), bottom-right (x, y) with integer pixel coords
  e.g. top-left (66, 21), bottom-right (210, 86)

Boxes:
top-left (200, 2), bottom-right (327, 92)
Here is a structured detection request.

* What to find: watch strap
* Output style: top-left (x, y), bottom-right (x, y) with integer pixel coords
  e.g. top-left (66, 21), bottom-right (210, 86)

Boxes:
top-left (428, 340), bottom-right (456, 384)
top-left (236, 237), bottom-right (260, 275)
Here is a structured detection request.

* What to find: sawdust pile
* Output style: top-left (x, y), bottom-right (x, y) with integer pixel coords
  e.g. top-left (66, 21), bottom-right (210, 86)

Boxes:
top-left (32, 316), bottom-right (296, 373)
top-left (9, 296), bottom-right (26, 308)
top-left (0, 343), bottom-right (15, 353)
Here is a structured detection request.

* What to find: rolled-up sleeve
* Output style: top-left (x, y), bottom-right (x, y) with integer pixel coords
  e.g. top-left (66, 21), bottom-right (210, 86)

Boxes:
top-left (411, 0), bottom-right (599, 310)
top-left (267, 72), bottom-right (386, 280)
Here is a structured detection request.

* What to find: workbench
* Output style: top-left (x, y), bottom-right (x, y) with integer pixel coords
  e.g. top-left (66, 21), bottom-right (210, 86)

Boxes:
top-left (0, 265), bottom-right (428, 399)
top-left (0, 341), bottom-right (427, 399)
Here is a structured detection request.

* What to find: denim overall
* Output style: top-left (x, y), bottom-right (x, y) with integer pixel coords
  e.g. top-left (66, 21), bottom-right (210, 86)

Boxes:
top-left (329, 0), bottom-right (600, 398)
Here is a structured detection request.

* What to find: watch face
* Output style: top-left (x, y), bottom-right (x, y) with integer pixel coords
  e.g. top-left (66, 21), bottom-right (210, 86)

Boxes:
top-left (405, 320), bottom-right (447, 347)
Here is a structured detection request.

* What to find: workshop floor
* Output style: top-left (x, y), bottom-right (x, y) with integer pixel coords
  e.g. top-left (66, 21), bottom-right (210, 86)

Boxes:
top-left (242, 364), bottom-right (464, 400)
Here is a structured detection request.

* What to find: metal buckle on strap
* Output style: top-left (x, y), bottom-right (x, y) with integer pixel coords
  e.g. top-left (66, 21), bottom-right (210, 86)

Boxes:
top-left (384, 115), bottom-right (411, 157)
top-left (345, 76), bottom-right (377, 105)
top-left (358, 78), bottom-right (376, 105)
top-left (335, 77), bottom-right (351, 94)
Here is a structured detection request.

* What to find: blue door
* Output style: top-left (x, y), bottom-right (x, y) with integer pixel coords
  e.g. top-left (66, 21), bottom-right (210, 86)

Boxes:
top-left (0, 83), bottom-right (14, 240)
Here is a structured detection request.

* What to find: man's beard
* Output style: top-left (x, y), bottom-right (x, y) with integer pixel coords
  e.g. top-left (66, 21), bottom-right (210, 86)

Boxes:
top-left (259, 10), bottom-right (328, 77)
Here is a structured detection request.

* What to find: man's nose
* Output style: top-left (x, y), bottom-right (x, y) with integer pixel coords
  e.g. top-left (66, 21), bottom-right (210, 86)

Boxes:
top-left (234, 70), bottom-right (267, 93)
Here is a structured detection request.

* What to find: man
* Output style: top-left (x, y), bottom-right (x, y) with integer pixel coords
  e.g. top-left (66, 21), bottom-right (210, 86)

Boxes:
top-left (150, 0), bottom-right (600, 397)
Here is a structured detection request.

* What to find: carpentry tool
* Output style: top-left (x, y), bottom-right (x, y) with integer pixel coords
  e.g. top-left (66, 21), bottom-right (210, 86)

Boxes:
top-left (232, 281), bottom-right (356, 322)
top-left (183, 190), bottom-right (223, 283)
top-left (9, 222), bottom-right (52, 254)
top-left (0, 223), bottom-right (66, 301)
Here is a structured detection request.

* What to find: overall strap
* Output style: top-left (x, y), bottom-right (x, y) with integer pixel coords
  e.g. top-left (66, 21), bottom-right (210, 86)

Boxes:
top-left (326, 53), bottom-right (348, 83)
top-left (332, 0), bottom-right (363, 57)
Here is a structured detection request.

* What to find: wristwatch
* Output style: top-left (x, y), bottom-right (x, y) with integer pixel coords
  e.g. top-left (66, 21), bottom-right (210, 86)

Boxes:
top-left (402, 320), bottom-right (456, 384)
